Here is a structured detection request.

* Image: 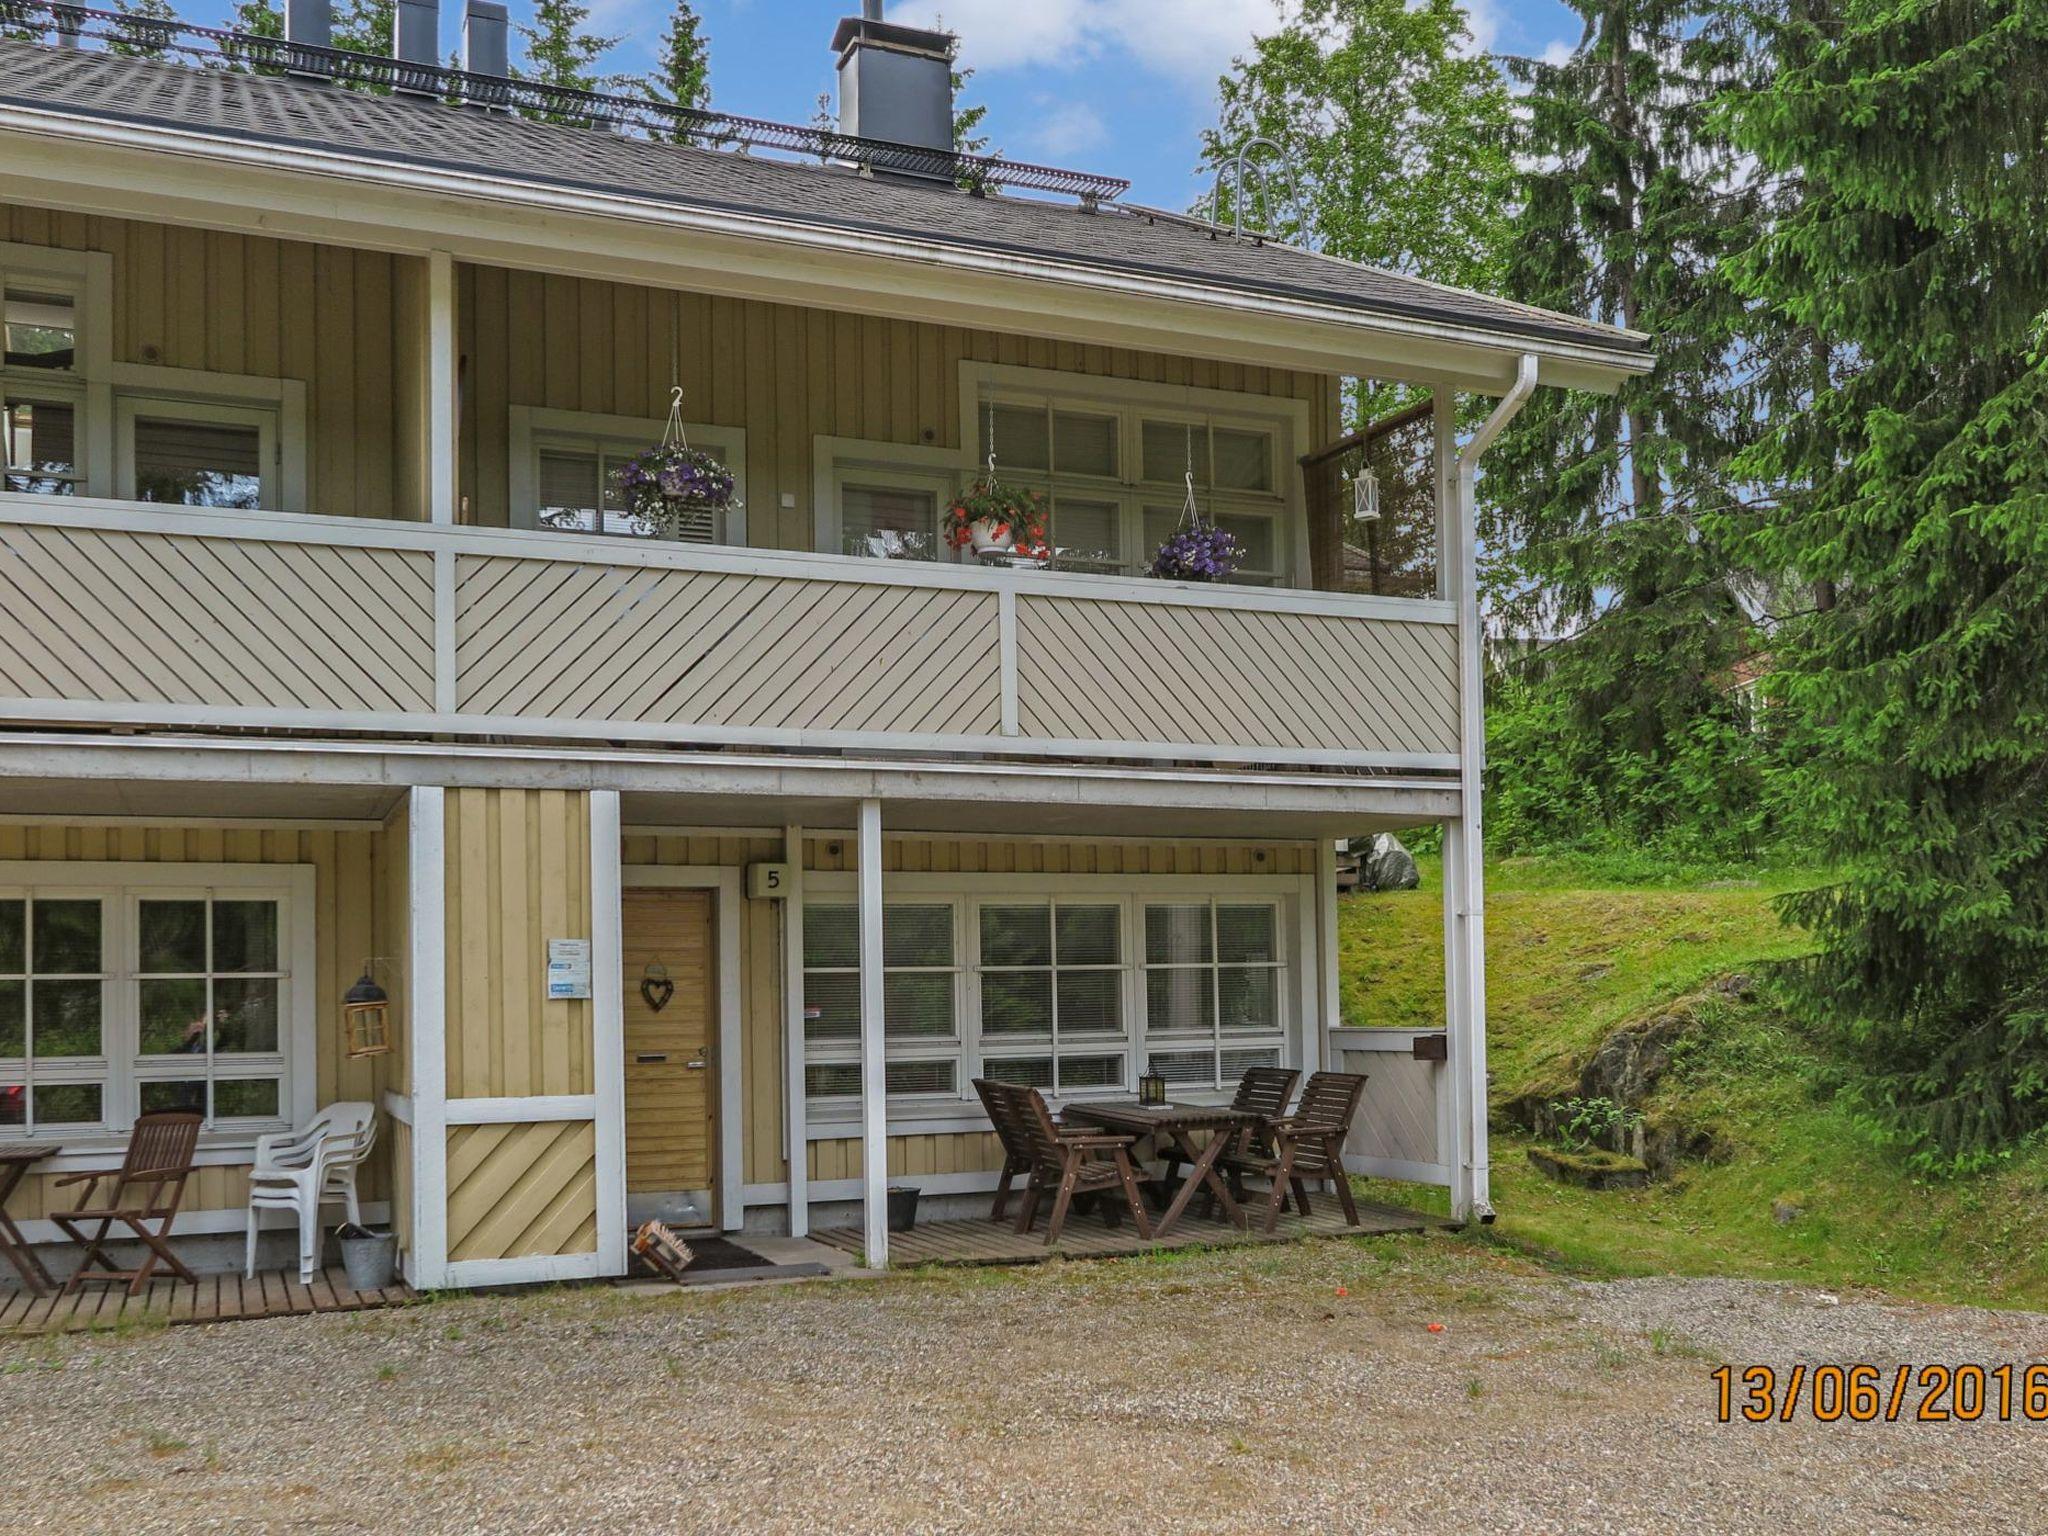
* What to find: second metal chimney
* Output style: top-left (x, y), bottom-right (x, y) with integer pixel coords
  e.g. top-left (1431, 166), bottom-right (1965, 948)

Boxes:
top-left (392, 0), bottom-right (439, 96)
top-left (461, 0), bottom-right (508, 77)
top-left (283, 0), bottom-right (332, 77)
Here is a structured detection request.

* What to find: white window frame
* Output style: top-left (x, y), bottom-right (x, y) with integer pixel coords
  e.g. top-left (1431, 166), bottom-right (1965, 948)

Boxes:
top-left (0, 241), bottom-right (113, 496)
top-left (1138, 897), bottom-right (1292, 1092)
top-left (973, 896), bottom-right (1134, 1097)
top-left (812, 435), bottom-right (963, 564)
top-left (0, 862), bottom-right (316, 1150)
top-left (801, 895), bottom-right (966, 1105)
top-left (798, 870), bottom-right (1314, 1133)
top-left (509, 405), bottom-right (749, 546)
top-left (957, 362), bottom-right (1313, 588)
top-left (115, 394), bottom-right (283, 512)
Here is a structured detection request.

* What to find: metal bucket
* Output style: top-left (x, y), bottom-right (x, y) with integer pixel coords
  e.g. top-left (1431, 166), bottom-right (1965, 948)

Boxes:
top-left (338, 1227), bottom-right (397, 1291)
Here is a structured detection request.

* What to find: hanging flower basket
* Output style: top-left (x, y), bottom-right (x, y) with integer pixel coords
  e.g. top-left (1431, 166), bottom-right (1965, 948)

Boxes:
top-left (612, 443), bottom-right (742, 538)
top-left (1151, 525), bottom-right (1242, 582)
top-left (944, 479), bottom-right (1049, 561)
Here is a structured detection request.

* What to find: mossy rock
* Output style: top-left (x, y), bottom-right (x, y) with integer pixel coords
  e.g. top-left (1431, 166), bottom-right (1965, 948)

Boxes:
top-left (1527, 1146), bottom-right (1651, 1192)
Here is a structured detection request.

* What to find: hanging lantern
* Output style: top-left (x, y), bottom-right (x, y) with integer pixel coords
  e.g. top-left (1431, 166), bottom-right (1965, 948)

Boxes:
top-left (1138, 1060), bottom-right (1168, 1107)
top-left (343, 967), bottom-right (392, 1059)
top-left (1353, 462), bottom-right (1382, 523)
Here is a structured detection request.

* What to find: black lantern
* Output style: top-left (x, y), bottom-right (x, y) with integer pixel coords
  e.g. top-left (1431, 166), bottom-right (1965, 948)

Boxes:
top-left (1138, 1060), bottom-right (1167, 1107)
top-left (343, 967), bottom-right (392, 1059)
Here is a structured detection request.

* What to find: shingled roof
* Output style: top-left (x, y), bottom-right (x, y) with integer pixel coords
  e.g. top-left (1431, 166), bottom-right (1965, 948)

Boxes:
top-left (0, 38), bottom-right (1648, 361)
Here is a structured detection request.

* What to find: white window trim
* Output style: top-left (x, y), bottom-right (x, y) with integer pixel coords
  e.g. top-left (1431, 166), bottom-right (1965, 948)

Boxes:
top-left (0, 861), bottom-right (317, 1151)
top-left (957, 361), bottom-right (1315, 588)
top-left (509, 404), bottom-right (749, 545)
top-left (798, 870), bottom-right (1315, 1135)
top-left (811, 434), bottom-right (962, 562)
top-left (114, 392), bottom-right (285, 513)
top-left (1, 242), bottom-right (113, 495)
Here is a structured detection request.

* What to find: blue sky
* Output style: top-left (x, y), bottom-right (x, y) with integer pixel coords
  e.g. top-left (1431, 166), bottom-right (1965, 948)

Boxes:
top-left (182, 0), bottom-right (1585, 209)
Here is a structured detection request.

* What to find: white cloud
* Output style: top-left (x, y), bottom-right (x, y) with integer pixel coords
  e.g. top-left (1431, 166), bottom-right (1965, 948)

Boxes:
top-left (888, 0), bottom-right (1292, 85)
top-left (1540, 38), bottom-right (1575, 66)
top-left (1024, 97), bottom-right (1110, 158)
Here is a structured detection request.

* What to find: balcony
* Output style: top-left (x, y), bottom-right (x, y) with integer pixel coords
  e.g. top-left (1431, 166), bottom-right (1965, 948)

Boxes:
top-left (0, 494), bottom-right (1460, 773)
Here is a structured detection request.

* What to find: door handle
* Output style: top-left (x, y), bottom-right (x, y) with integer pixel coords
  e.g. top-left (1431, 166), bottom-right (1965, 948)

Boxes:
top-left (685, 1059), bottom-right (708, 1071)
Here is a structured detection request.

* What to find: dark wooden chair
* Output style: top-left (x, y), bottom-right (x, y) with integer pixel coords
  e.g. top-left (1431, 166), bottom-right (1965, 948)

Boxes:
top-left (1010, 1086), bottom-right (1154, 1247)
top-left (1172, 1065), bottom-right (1299, 1215)
top-left (1221, 1071), bottom-right (1368, 1233)
top-left (50, 1110), bottom-right (203, 1295)
top-left (973, 1077), bottom-right (1036, 1222)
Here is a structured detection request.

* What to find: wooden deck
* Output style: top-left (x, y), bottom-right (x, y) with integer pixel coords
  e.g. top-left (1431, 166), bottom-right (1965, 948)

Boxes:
top-left (0, 1268), bottom-right (415, 1337)
top-left (811, 1199), bottom-right (1435, 1268)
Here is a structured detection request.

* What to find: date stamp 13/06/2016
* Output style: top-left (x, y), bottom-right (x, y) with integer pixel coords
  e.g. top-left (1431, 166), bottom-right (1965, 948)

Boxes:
top-left (1712, 1363), bottom-right (2048, 1424)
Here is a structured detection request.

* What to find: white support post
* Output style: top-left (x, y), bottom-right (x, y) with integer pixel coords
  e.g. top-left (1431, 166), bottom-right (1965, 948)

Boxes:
top-left (1441, 356), bottom-right (1537, 1224)
top-left (427, 249), bottom-right (458, 527)
top-left (782, 822), bottom-right (810, 1238)
top-left (856, 798), bottom-right (888, 1268)
top-left (406, 785), bottom-right (449, 1288)
top-left (589, 790), bottom-right (626, 1275)
top-left (1315, 837), bottom-right (1341, 1071)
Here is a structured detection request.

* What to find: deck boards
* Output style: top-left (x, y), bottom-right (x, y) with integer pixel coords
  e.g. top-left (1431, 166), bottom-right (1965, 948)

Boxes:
top-left (0, 1267), bottom-right (416, 1337)
top-left (810, 1199), bottom-right (1434, 1268)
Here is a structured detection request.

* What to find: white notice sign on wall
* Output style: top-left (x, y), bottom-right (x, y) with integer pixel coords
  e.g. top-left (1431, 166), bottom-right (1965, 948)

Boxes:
top-left (546, 938), bottom-right (592, 1000)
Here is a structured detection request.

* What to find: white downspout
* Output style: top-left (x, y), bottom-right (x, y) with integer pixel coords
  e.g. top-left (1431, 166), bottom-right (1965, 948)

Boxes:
top-left (1446, 353), bottom-right (1537, 1222)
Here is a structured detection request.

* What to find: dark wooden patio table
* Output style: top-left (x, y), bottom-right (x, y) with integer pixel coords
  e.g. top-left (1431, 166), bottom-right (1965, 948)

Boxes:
top-left (1058, 1103), bottom-right (1256, 1238)
top-left (0, 1142), bottom-right (61, 1296)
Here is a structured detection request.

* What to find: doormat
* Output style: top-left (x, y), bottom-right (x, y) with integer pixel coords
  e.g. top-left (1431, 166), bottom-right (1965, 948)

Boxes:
top-left (629, 1234), bottom-right (831, 1288)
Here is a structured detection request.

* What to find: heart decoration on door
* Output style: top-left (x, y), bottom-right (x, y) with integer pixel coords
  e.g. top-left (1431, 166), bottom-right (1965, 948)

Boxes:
top-left (640, 963), bottom-right (675, 1013)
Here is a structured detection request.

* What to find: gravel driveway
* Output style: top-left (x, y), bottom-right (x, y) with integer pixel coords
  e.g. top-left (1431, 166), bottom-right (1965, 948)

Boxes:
top-left (2, 1233), bottom-right (2042, 1534)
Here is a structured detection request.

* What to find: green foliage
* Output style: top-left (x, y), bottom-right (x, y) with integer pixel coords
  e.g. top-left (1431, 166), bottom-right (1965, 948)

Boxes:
top-left (231, 0), bottom-right (284, 40)
top-left (1202, 0), bottom-right (1512, 425)
top-left (515, 0), bottom-right (621, 109)
top-left (107, 0), bottom-right (177, 58)
top-left (1548, 1096), bottom-right (1644, 1154)
top-left (331, 0), bottom-right (394, 58)
top-left (1723, 0), bottom-right (2048, 1162)
top-left (640, 0), bottom-right (711, 139)
top-left (952, 66), bottom-right (990, 156)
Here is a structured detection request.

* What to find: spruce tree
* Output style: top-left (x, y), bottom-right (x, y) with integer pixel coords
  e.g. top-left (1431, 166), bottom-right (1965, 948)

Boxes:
top-left (1729, 0), bottom-right (2048, 1158)
top-left (515, 0), bottom-right (621, 109)
top-left (641, 0), bottom-right (710, 133)
top-left (1480, 0), bottom-right (1767, 857)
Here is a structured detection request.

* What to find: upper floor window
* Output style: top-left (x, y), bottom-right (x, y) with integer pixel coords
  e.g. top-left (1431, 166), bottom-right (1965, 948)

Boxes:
top-left (511, 406), bottom-right (747, 545)
top-left (4, 289), bottom-right (77, 372)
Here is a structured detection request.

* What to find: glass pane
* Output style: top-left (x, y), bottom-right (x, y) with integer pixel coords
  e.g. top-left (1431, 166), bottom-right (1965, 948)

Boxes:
top-left (139, 1080), bottom-right (206, 1115)
top-left (885, 1059), bottom-right (955, 1096)
top-left (0, 1084), bottom-right (20, 1127)
top-left (1219, 967), bottom-right (1278, 1033)
top-left (0, 899), bottom-right (20, 972)
top-left (33, 1081), bottom-right (100, 1127)
top-left (137, 900), bottom-right (206, 973)
top-left (536, 449), bottom-right (602, 533)
top-left (139, 977), bottom-right (208, 1056)
top-left (980, 1055), bottom-right (1052, 1089)
top-left (1053, 412), bottom-right (1117, 477)
top-left (4, 290), bottom-right (76, 368)
top-left (214, 1078), bottom-right (280, 1119)
top-left (980, 970), bottom-right (1052, 1036)
top-left (1057, 1053), bottom-right (1124, 1090)
top-left (803, 905), bottom-right (858, 970)
top-left (804, 1062), bottom-right (862, 1099)
top-left (2, 399), bottom-right (77, 494)
top-left (1056, 971), bottom-right (1122, 1036)
top-left (1142, 421), bottom-right (1208, 485)
top-left (1147, 1050), bottom-right (1215, 1088)
top-left (884, 905), bottom-right (953, 968)
top-left (979, 905), bottom-right (1051, 968)
top-left (984, 404), bottom-right (1049, 472)
top-left (1218, 513), bottom-right (1278, 576)
top-left (1213, 427), bottom-right (1272, 492)
top-left (803, 971), bottom-right (859, 1042)
top-left (1142, 505), bottom-right (1179, 555)
top-left (1217, 905), bottom-right (1278, 965)
top-left (884, 972), bottom-right (953, 1039)
top-left (1056, 905), bottom-right (1120, 966)
top-left (1145, 904), bottom-right (1212, 965)
top-left (0, 981), bottom-right (20, 1059)
top-left (31, 980), bottom-right (100, 1057)
top-left (1146, 968), bottom-right (1214, 1034)
top-left (213, 978), bottom-right (279, 1054)
top-left (841, 485), bottom-right (936, 561)
top-left (1222, 1047), bottom-right (1282, 1079)
top-left (1049, 499), bottom-right (1120, 571)
top-left (33, 899), bottom-right (100, 973)
top-left (132, 416), bottom-right (264, 509)
top-left (213, 901), bottom-right (279, 973)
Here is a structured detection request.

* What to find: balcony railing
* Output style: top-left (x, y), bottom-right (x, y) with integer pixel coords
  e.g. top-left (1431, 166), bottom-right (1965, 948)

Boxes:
top-left (0, 495), bottom-right (1461, 771)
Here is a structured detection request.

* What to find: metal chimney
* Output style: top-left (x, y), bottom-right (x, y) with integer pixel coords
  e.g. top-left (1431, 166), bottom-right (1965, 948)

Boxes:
top-left (283, 0), bottom-right (332, 77)
top-left (392, 0), bottom-right (439, 96)
top-left (831, 9), bottom-right (957, 175)
top-left (461, 0), bottom-right (509, 78)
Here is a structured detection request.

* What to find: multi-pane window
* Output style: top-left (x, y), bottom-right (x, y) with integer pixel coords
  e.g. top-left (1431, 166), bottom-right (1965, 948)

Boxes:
top-left (0, 880), bottom-right (296, 1139)
top-left (2, 278), bottom-right (84, 498)
top-left (976, 902), bottom-right (1128, 1094)
top-left (1141, 901), bottom-right (1287, 1091)
top-left (802, 902), bottom-right (961, 1103)
top-left (3, 398), bottom-right (80, 495)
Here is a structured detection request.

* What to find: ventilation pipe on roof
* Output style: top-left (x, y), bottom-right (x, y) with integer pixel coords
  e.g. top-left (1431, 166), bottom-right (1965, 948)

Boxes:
top-left (392, 0), bottom-right (439, 96)
top-left (831, 7), bottom-right (958, 181)
top-left (461, 0), bottom-right (509, 80)
top-left (283, 0), bottom-right (332, 78)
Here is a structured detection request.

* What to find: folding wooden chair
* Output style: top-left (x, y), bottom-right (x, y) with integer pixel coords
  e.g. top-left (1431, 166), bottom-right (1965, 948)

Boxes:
top-left (1220, 1071), bottom-right (1369, 1234)
top-left (1012, 1087), bottom-right (1153, 1247)
top-left (51, 1110), bottom-right (203, 1295)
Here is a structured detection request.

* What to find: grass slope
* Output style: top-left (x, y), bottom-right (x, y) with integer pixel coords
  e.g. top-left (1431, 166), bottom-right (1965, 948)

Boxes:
top-left (1342, 858), bottom-right (2048, 1309)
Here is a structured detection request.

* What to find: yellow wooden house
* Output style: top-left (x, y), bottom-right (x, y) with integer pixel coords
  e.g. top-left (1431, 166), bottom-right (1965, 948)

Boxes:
top-left (0, 1), bottom-right (1650, 1285)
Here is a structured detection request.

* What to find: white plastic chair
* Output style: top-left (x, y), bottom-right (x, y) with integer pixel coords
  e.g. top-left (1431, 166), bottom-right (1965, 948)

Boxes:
top-left (244, 1102), bottom-right (378, 1284)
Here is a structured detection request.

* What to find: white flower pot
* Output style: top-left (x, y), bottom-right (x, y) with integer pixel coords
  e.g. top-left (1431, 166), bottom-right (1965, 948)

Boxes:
top-left (968, 516), bottom-right (1016, 554)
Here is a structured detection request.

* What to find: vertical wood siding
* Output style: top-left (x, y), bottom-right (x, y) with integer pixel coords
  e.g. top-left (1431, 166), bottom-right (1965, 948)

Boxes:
top-left (444, 1120), bottom-right (598, 1262)
top-left (443, 788), bottom-right (594, 1100)
top-left (0, 820), bottom-right (398, 1218)
top-left (0, 202), bottom-right (413, 519)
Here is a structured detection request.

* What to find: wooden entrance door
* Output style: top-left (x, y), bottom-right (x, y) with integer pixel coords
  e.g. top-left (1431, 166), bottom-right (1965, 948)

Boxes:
top-left (622, 888), bottom-right (716, 1202)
